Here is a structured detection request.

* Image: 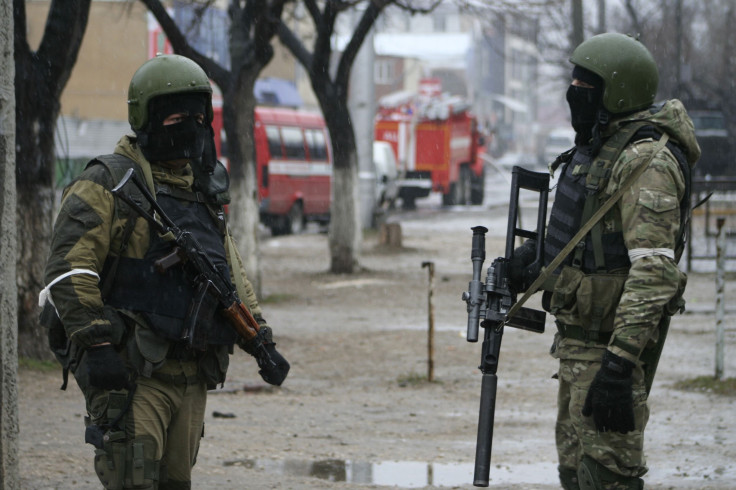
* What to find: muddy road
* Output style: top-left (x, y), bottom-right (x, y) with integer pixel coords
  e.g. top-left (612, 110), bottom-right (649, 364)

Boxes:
top-left (19, 180), bottom-right (736, 489)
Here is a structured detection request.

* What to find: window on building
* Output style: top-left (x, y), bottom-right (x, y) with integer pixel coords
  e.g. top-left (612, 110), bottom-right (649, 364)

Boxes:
top-left (375, 60), bottom-right (395, 84)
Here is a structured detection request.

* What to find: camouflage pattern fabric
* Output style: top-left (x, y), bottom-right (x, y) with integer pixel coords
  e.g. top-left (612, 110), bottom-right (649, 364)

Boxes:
top-left (553, 337), bottom-right (650, 484)
top-left (550, 99), bottom-right (699, 481)
top-left (44, 135), bottom-right (267, 349)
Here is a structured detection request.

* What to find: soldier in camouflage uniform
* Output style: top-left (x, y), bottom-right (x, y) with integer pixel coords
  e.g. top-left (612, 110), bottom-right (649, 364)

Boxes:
top-left (510, 34), bottom-right (700, 489)
top-left (40, 54), bottom-right (290, 489)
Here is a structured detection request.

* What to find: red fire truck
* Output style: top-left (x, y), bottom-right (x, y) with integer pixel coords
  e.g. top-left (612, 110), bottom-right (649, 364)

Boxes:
top-left (212, 105), bottom-right (332, 235)
top-left (374, 80), bottom-right (485, 208)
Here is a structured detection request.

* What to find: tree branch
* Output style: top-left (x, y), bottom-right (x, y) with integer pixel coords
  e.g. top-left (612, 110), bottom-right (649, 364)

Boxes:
top-left (12, 0), bottom-right (30, 60)
top-left (36, 0), bottom-right (93, 98)
top-left (335, 1), bottom-right (384, 89)
top-left (277, 21), bottom-right (314, 75)
top-left (139, 0), bottom-right (230, 88)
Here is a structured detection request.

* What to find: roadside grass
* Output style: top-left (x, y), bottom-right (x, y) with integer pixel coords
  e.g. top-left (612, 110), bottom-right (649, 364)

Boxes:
top-left (261, 293), bottom-right (297, 304)
top-left (673, 376), bottom-right (736, 396)
top-left (397, 371), bottom-right (442, 387)
top-left (18, 357), bottom-right (58, 372)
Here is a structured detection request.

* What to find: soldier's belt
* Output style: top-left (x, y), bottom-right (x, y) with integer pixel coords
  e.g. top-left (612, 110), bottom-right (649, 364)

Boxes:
top-left (555, 321), bottom-right (611, 345)
top-left (151, 371), bottom-right (201, 386)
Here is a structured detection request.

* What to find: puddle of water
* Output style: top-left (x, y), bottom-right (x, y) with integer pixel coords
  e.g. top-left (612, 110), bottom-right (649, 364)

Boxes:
top-left (223, 457), bottom-right (558, 487)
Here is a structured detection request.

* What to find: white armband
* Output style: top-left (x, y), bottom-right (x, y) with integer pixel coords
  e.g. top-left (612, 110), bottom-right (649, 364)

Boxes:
top-left (38, 269), bottom-right (100, 312)
top-left (628, 248), bottom-right (675, 262)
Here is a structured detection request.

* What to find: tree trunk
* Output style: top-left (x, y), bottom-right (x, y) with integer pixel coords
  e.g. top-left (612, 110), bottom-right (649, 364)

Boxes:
top-left (223, 76), bottom-right (262, 296)
top-left (14, 75), bottom-right (58, 361)
top-left (14, 0), bottom-right (91, 359)
top-left (322, 100), bottom-right (361, 273)
top-left (0, 0), bottom-right (20, 482)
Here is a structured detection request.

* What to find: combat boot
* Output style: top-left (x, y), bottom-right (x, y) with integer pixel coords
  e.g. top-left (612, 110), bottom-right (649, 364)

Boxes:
top-left (577, 455), bottom-right (644, 490)
top-left (559, 465), bottom-right (580, 489)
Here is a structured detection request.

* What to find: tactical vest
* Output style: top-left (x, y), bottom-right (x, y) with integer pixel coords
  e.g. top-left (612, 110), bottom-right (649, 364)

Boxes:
top-left (545, 121), bottom-right (691, 274)
top-left (93, 154), bottom-right (238, 346)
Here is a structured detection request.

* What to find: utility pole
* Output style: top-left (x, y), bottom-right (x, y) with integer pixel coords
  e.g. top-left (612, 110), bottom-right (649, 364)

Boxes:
top-left (571, 0), bottom-right (584, 50)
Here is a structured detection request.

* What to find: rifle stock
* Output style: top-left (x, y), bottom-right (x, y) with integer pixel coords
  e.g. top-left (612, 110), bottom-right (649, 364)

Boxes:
top-left (221, 301), bottom-right (261, 341)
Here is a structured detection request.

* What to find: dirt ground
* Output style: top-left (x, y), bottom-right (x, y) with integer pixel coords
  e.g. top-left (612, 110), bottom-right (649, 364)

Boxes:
top-left (18, 201), bottom-right (736, 489)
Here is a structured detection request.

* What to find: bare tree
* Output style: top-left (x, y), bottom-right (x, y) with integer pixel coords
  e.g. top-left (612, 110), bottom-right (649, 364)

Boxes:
top-left (1, 0), bottom-right (19, 482)
top-left (14, 0), bottom-right (92, 359)
top-left (277, 0), bottom-right (439, 273)
top-left (141, 0), bottom-right (287, 295)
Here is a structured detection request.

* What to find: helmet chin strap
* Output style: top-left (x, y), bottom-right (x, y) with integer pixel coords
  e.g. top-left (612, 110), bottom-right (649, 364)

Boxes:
top-left (590, 108), bottom-right (611, 153)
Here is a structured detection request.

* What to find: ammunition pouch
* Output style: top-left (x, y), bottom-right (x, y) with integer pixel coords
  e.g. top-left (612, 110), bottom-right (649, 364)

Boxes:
top-left (93, 434), bottom-right (160, 490)
top-left (549, 266), bottom-right (627, 342)
top-left (85, 389), bottom-right (161, 489)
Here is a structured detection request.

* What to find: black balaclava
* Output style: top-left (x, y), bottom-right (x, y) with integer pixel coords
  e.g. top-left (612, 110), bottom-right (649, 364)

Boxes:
top-left (137, 93), bottom-right (209, 163)
top-left (566, 65), bottom-right (604, 146)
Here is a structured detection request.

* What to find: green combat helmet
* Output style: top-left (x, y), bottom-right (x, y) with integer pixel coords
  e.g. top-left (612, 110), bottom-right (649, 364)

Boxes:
top-left (127, 54), bottom-right (213, 131)
top-left (570, 33), bottom-right (658, 114)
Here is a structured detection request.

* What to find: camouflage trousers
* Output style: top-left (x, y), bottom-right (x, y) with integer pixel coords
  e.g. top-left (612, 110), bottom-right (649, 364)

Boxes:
top-left (85, 359), bottom-right (207, 489)
top-left (555, 355), bottom-right (650, 485)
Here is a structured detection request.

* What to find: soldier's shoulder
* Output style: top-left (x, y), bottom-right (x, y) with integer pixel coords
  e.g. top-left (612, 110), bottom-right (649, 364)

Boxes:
top-left (73, 154), bottom-right (138, 190)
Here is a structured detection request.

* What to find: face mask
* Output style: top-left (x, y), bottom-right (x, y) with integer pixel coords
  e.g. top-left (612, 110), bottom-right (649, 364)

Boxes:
top-left (140, 116), bottom-right (207, 163)
top-left (566, 85), bottom-right (602, 144)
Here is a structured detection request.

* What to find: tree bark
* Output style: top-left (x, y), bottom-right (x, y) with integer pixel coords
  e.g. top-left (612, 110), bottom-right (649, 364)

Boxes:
top-left (1, 0), bottom-right (19, 483)
top-left (142, 0), bottom-right (286, 297)
top-left (278, 3), bottom-right (387, 273)
top-left (14, 0), bottom-right (92, 359)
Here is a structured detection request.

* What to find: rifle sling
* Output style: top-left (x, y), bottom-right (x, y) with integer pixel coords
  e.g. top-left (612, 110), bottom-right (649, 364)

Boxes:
top-left (505, 133), bottom-right (670, 323)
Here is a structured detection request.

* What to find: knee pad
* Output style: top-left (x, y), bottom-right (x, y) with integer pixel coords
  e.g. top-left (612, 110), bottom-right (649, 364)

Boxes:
top-left (577, 455), bottom-right (643, 490)
top-left (94, 434), bottom-right (160, 489)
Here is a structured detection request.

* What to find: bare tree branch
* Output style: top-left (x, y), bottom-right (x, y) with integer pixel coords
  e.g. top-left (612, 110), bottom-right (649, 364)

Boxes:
top-left (335, 2), bottom-right (384, 90)
top-left (139, 0), bottom-right (230, 87)
top-left (36, 0), bottom-right (93, 98)
top-left (277, 22), bottom-right (314, 75)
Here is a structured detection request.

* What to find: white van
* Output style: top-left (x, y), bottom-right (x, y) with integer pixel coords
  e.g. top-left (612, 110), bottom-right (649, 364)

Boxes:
top-left (373, 141), bottom-right (399, 206)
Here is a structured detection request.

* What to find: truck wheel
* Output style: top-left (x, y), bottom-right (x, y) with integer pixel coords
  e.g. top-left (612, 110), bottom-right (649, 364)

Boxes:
top-left (287, 202), bottom-right (305, 235)
top-left (442, 184), bottom-right (457, 206)
top-left (470, 170), bottom-right (485, 205)
top-left (460, 166), bottom-right (472, 205)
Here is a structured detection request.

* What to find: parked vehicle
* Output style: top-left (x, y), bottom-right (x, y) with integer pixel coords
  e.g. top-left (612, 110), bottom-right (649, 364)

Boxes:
top-left (372, 140), bottom-right (399, 207)
top-left (374, 79), bottom-right (485, 208)
top-left (689, 110), bottom-right (730, 178)
top-left (542, 127), bottom-right (575, 166)
top-left (213, 106), bottom-right (332, 235)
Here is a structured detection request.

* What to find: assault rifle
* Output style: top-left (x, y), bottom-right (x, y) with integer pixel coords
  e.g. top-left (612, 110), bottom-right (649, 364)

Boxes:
top-left (461, 166), bottom-right (549, 487)
top-left (112, 168), bottom-right (288, 385)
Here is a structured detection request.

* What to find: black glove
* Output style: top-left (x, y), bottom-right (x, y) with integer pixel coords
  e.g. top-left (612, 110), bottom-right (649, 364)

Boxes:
top-left (508, 239), bottom-right (539, 292)
top-left (86, 344), bottom-right (130, 391)
top-left (582, 350), bottom-right (636, 433)
top-left (256, 343), bottom-right (290, 386)
top-left (239, 326), bottom-right (290, 386)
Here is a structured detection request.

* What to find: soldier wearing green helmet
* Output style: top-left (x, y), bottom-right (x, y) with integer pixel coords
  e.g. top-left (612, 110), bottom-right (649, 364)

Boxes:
top-left (41, 54), bottom-right (290, 489)
top-left (508, 33), bottom-right (700, 489)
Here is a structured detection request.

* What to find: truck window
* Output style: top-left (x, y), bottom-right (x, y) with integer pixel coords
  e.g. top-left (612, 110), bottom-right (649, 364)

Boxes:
top-left (282, 126), bottom-right (306, 160)
top-left (265, 126), bottom-right (283, 158)
top-left (305, 129), bottom-right (328, 161)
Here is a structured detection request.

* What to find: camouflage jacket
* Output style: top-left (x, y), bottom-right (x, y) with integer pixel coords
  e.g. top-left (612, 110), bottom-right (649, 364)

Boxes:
top-left (43, 135), bottom-right (266, 349)
top-left (553, 99), bottom-right (701, 363)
